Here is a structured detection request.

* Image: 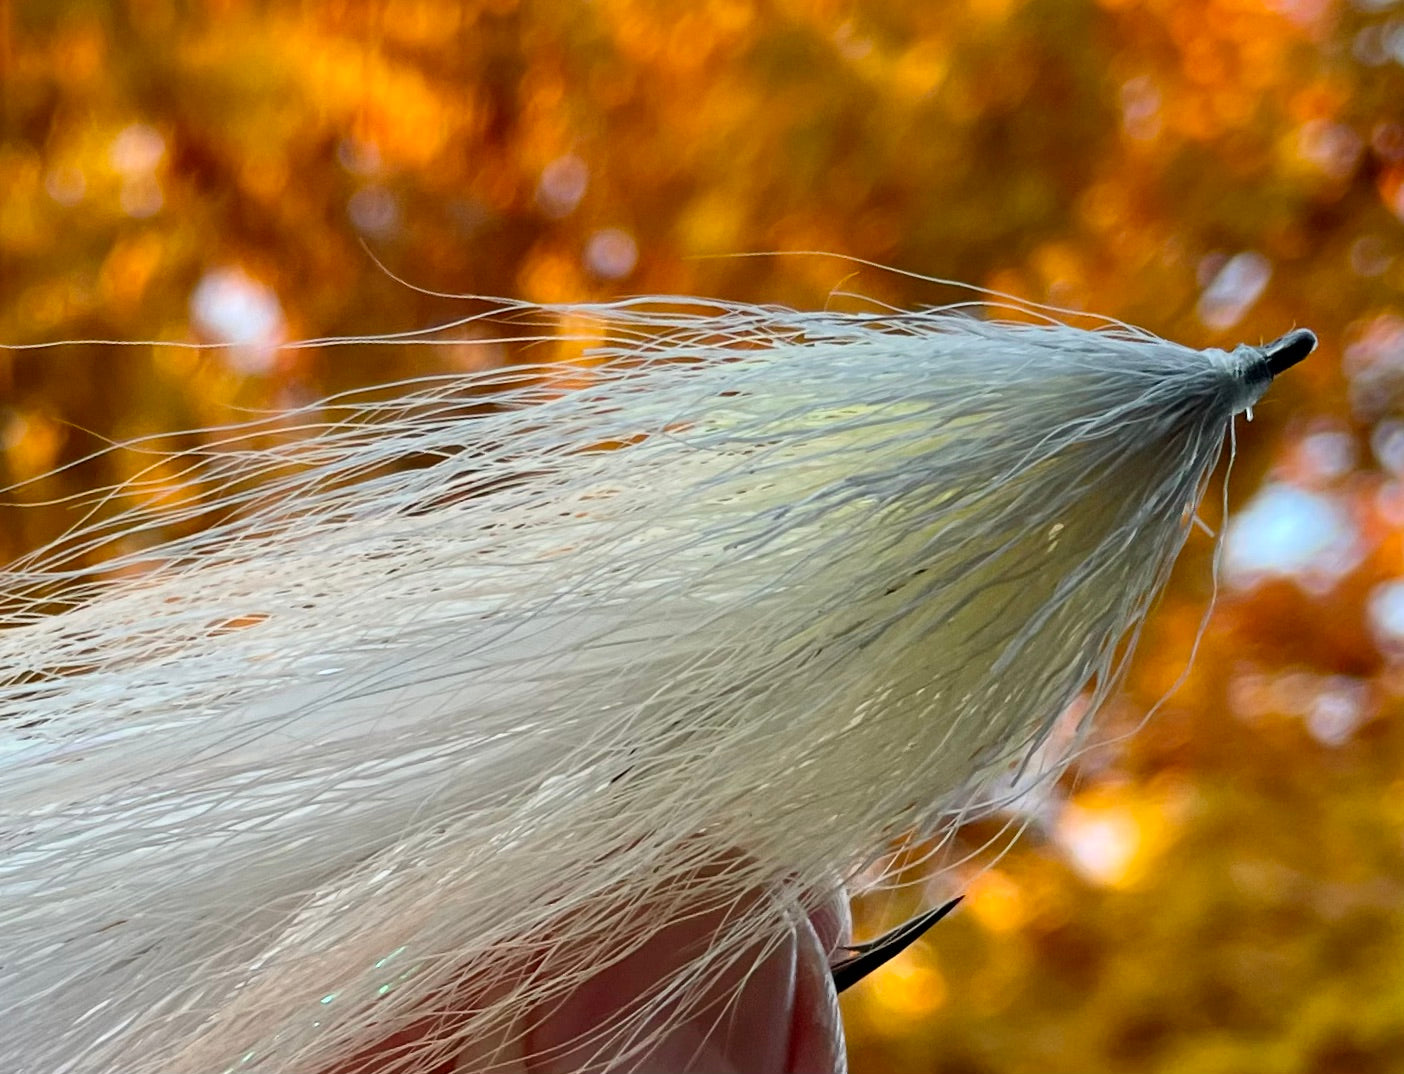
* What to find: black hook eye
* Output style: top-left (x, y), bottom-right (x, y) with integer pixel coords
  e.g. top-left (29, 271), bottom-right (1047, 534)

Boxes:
top-left (830, 896), bottom-right (963, 993)
top-left (1262, 329), bottom-right (1317, 378)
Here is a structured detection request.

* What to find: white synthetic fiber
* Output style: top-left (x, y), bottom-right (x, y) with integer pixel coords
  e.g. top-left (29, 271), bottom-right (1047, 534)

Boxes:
top-left (0, 294), bottom-right (1295, 1073)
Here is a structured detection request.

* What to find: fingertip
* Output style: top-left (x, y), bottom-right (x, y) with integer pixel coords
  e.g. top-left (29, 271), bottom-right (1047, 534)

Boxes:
top-left (805, 886), bottom-right (852, 958)
top-left (786, 910), bottom-right (848, 1074)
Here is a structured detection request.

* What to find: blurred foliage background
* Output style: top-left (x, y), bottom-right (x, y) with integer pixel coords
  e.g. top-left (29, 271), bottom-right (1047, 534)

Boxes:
top-left (3, 0), bottom-right (1404, 1071)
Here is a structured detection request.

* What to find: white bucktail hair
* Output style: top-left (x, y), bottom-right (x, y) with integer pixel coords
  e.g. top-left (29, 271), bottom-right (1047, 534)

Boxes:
top-left (0, 292), bottom-right (1312, 1073)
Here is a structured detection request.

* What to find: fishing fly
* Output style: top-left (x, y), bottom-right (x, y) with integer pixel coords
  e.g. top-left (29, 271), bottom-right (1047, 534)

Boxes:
top-left (0, 297), bottom-right (1313, 1073)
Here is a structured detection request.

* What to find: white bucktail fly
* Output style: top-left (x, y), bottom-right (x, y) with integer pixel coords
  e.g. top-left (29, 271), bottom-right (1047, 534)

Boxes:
top-left (0, 295), bottom-right (1314, 1073)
